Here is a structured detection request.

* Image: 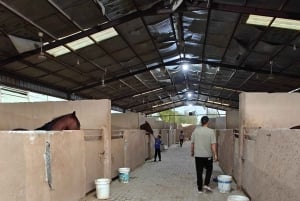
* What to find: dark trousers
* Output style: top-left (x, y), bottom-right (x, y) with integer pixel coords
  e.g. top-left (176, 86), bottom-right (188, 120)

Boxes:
top-left (195, 157), bottom-right (213, 191)
top-left (179, 139), bottom-right (184, 147)
top-left (154, 148), bottom-right (161, 161)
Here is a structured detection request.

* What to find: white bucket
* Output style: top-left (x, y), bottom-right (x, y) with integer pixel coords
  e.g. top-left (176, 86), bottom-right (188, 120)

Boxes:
top-left (227, 195), bottom-right (250, 201)
top-left (95, 178), bottom-right (110, 199)
top-left (218, 175), bottom-right (232, 193)
top-left (118, 167), bottom-right (130, 183)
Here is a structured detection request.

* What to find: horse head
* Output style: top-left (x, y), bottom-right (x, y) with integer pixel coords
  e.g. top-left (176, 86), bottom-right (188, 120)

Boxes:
top-left (140, 121), bottom-right (153, 135)
top-left (68, 111), bottom-right (81, 130)
top-left (35, 111), bottom-right (81, 131)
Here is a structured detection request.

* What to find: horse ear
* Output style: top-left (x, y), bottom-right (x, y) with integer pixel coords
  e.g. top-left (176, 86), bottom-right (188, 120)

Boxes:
top-left (72, 111), bottom-right (76, 116)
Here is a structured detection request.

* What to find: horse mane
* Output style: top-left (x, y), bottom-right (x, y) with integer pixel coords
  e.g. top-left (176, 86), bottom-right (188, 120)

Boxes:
top-left (35, 111), bottom-right (80, 130)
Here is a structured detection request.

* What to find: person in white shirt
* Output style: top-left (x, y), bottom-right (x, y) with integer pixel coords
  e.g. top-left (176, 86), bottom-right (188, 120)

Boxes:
top-left (191, 116), bottom-right (218, 193)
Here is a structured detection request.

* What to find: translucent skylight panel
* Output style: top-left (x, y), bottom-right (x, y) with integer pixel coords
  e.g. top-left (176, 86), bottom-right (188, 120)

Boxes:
top-left (46, 46), bottom-right (70, 57)
top-left (246, 15), bottom-right (300, 30)
top-left (66, 37), bottom-right (94, 51)
top-left (272, 18), bottom-right (300, 30)
top-left (90, 27), bottom-right (118, 42)
top-left (246, 15), bottom-right (273, 26)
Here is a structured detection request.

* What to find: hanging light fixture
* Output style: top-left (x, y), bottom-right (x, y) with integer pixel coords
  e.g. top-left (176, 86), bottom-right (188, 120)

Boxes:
top-left (101, 77), bottom-right (105, 87)
top-left (38, 32), bottom-right (46, 60)
top-left (101, 70), bottom-right (106, 87)
top-left (267, 60), bottom-right (274, 80)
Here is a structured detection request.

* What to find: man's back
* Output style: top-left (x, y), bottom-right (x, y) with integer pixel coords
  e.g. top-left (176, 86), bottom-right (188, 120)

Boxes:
top-left (191, 126), bottom-right (216, 157)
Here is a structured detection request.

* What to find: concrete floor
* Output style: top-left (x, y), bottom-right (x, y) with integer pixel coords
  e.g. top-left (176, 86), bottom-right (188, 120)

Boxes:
top-left (81, 141), bottom-right (248, 201)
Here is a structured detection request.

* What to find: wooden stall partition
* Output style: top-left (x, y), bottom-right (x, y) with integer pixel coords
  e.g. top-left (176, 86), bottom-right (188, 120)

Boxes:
top-left (226, 110), bottom-right (239, 129)
top-left (168, 129), bottom-right (176, 146)
top-left (160, 129), bottom-right (169, 147)
top-left (112, 113), bottom-right (137, 130)
top-left (233, 136), bottom-right (239, 181)
top-left (241, 129), bottom-right (300, 201)
top-left (144, 133), bottom-right (151, 160)
top-left (144, 118), bottom-right (163, 129)
top-left (209, 118), bottom-right (216, 129)
top-left (0, 131), bottom-right (85, 201)
top-left (215, 117), bottom-right (226, 129)
top-left (216, 129), bottom-right (234, 175)
top-left (0, 100), bottom-right (111, 130)
top-left (111, 130), bottom-right (125, 178)
top-left (83, 129), bottom-right (104, 192)
top-left (239, 93), bottom-right (300, 129)
top-left (123, 130), bottom-right (146, 171)
top-left (238, 93), bottom-right (300, 189)
top-left (0, 100), bottom-right (112, 193)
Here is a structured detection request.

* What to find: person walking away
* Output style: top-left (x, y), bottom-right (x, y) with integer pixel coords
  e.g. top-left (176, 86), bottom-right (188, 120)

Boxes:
top-left (191, 116), bottom-right (217, 193)
top-left (154, 135), bottom-right (162, 162)
top-left (179, 130), bottom-right (184, 147)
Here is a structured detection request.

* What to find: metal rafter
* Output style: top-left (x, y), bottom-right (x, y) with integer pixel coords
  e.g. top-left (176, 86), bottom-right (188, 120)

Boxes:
top-left (218, 0), bottom-right (247, 97)
top-left (0, 68), bottom-right (71, 98)
top-left (226, 0), bottom-right (292, 99)
top-left (73, 56), bottom-right (300, 93)
top-left (0, 7), bottom-right (157, 67)
top-left (36, 1), bottom-right (119, 97)
top-left (141, 97), bottom-right (237, 114)
top-left (128, 90), bottom-right (238, 110)
top-left (0, 40), bottom-right (82, 88)
top-left (50, 0), bottom-right (142, 97)
top-left (0, 1), bottom-right (106, 73)
top-left (201, 1), bottom-right (212, 61)
top-left (2, 2), bottom-right (299, 66)
top-left (132, 0), bottom-right (175, 103)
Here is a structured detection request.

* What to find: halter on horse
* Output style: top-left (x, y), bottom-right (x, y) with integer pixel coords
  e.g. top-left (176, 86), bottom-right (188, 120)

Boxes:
top-left (35, 111), bottom-right (81, 130)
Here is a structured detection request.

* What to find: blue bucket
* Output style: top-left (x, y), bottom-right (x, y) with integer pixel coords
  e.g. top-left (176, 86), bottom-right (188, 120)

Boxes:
top-left (118, 167), bottom-right (130, 183)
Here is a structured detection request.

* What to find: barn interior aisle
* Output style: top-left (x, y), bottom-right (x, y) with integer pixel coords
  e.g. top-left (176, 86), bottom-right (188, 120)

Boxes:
top-left (83, 141), bottom-right (246, 201)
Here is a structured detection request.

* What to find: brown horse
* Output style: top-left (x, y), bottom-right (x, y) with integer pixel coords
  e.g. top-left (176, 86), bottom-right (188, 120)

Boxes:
top-left (140, 121), bottom-right (153, 135)
top-left (290, 125), bottom-right (300, 129)
top-left (35, 111), bottom-right (80, 130)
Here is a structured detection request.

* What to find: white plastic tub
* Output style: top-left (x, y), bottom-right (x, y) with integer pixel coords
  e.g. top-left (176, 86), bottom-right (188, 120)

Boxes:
top-left (227, 195), bottom-right (250, 201)
top-left (218, 175), bottom-right (232, 193)
top-left (95, 178), bottom-right (110, 199)
top-left (118, 167), bottom-right (130, 183)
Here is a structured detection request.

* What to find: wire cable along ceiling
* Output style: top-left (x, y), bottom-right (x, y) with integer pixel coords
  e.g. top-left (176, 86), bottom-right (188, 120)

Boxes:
top-left (0, 0), bottom-right (300, 114)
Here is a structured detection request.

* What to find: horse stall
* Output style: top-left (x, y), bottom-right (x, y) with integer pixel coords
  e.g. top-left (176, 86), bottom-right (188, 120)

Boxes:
top-left (216, 129), bottom-right (235, 176)
top-left (222, 92), bottom-right (300, 201)
top-left (111, 129), bottom-right (147, 178)
top-left (0, 100), bottom-right (111, 201)
top-left (111, 112), bottom-right (153, 174)
top-left (0, 130), bottom-right (86, 201)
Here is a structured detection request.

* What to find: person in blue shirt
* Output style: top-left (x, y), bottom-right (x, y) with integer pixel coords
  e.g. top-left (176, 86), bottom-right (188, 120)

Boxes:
top-left (154, 135), bottom-right (162, 162)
